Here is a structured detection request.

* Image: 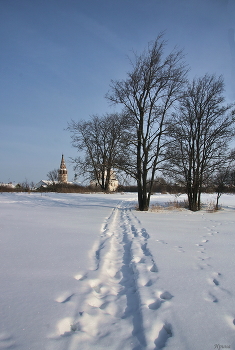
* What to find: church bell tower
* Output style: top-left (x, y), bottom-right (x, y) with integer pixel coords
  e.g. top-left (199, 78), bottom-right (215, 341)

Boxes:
top-left (58, 154), bottom-right (68, 183)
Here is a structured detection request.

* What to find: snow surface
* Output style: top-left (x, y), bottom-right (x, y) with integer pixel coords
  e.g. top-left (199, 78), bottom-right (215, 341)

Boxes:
top-left (0, 192), bottom-right (235, 350)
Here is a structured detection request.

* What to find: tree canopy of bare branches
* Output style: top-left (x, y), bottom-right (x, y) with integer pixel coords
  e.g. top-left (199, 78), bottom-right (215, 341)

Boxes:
top-left (47, 169), bottom-right (59, 183)
top-left (167, 74), bottom-right (235, 211)
top-left (106, 34), bottom-right (187, 210)
top-left (67, 113), bottom-right (132, 191)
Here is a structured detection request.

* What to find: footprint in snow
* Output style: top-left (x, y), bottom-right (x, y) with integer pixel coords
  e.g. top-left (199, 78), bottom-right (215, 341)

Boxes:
top-left (212, 278), bottom-right (219, 286)
top-left (141, 242), bottom-right (151, 256)
top-left (156, 240), bottom-right (167, 244)
top-left (148, 298), bottom-right (163, 310)
top-left (70, 322), bottom-right (81, 332)
top-left (133, 256), bottom-right (145, 264)
top-left (213, 272), bottom-right (222, 277)
top-left (0, 333), bottom-right (16, 349)
top-left (131, 224), bottom-right (138, 237)
top-left (195, 263), bottom-right (208, 270)
top-left (224, 315), bottom-right (235, 329)
top-left (86, 294), bottom-right (104, 308)
top-left (154, 323), bottom-right (173, 350)
top-left (204, 291), bottom-right (218, 303)
top-left (145, 279), bottom-right (153, 287)
top-left (208, 272), bottom-right (221, 287)
top-left (150, 263), bottom-right (158, 272)
top-left (159, 291), bottom-right (173, 300)
top-left (74, 273), bottom-right (87, 281)
top-left (55, 292), bottom-right (75, 303)
top-left (141, 228), bottom-right (149, 239)
top-left (198, 256), bottom-right (211, 261)
top-left (139, 277), bottom-right (153, 287)
top-left (56, 317), bottom-right (74, 336)
top-left (174, 245), bottom-right (185, 253)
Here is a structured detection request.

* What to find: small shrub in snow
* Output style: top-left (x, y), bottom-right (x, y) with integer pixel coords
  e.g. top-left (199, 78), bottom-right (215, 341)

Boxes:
top-left (205, 200), bottom-right (222, 213)
top-left (166, 200), bottom-right (189, 210)
top-left (150, 204), bottom-right (164, 212)
top-left (150, 200), bottom-right (188, 212)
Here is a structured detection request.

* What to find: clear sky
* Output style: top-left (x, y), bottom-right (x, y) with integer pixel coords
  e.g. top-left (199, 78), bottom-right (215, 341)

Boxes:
top-left (1, 0), bottom-right (235, 184)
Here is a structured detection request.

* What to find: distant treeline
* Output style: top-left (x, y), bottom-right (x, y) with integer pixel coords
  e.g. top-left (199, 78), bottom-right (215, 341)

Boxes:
top-left (1, 180), bottom-right (235, 194)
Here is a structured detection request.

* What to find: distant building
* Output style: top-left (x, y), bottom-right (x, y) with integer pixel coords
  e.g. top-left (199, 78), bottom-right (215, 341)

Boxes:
top-left (35, 155), bottom-right (68, 189)
top-left (35, 180), bottom-right (52, 189)
top-left (0, 182), bottom-right (15, 188)
top-left (58, 154), bottom-right (68, 183)
top-left (90, 170), bottom-right (118, 191)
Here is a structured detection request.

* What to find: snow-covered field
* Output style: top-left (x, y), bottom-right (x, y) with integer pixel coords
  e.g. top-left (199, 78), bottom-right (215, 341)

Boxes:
top-left (0, 192), bottom-right (235, 350)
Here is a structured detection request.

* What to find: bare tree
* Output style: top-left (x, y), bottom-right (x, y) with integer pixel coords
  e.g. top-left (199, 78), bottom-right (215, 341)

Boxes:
top-left (19, 178), bottom-right (31, 191)
top-left (67, 113), bottom-right (132, 191)
top-left (213, 169), bottom-right (230, 210)
top-left (212, 150), bottom-right (235, 209)
top-left (106, 34), bottom-right (187, 210)
top-left (47, 169), bottom-right (59, 183)
top-left (228, 169), bottom-right (235, 187)
top-left (167, 74), bottom-right (235, 211)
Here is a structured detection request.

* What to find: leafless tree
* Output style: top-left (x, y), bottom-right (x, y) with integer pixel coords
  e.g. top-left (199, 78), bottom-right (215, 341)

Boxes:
top-left (67, 113), bottom-right (132, 191)
top-left (106, 34), bottom-right (187, 210)
top-left (212, 149), bottom-right (235, 209)
top-left (47, 169), bottom-right (59, 183)
top-left (213, 169), bottom-right (230, 210)
top-left (167, 74), bottom-right (235, 211)
top-left (19, 178), bottom-right (31, 191)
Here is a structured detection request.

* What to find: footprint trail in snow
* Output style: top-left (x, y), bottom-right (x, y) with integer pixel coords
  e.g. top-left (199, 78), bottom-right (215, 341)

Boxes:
top-left (48, 201), bottom-right (173, 350)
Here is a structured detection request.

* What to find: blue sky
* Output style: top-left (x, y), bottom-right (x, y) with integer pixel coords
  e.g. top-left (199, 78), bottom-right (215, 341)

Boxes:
top-left (1, 0), bottom-right (235, 184)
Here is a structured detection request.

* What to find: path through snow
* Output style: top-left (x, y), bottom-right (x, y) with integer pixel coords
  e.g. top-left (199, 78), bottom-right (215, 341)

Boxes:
top-left (48, 201), bottom-right (174, 350)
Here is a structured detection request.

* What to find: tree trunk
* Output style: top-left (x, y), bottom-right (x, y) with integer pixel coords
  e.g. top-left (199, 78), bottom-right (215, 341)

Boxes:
top-left (136, 116), bottom-right (150, 211)
top-left (137, 180), bottom-right (144, 211)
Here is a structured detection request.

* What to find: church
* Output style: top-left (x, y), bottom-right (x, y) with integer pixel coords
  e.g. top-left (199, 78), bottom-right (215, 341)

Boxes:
top-left (35, 155), bottom-right (68, 189)
top-left (36, 156), bottom-right (118, 191)
top-left (58, 154), bottom-right (68, 183)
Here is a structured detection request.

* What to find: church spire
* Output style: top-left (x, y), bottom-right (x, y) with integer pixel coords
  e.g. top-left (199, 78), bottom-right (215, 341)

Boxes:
top-left (58, 154), bottom-right (68, 183)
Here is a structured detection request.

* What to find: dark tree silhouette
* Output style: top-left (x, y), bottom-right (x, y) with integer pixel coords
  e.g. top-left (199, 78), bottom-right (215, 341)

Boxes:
top-left (106, 34), bottom-right (187, 210)
top-left (68, 113), bottom-right (132, 191)
top-left (167, 74), bottom-right (235, 211)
